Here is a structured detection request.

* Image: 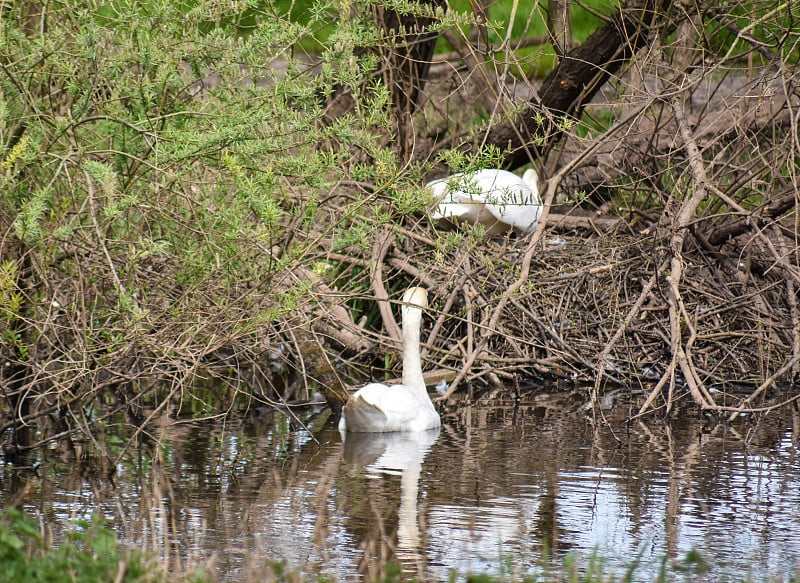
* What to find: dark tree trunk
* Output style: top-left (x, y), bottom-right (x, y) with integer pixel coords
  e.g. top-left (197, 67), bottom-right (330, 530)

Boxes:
top-left (376, 1), bottom-right (446, 113)
top-left (374, 0), bottom-right (447, 158)
top-left (325, 0), bottom-right (446, 160)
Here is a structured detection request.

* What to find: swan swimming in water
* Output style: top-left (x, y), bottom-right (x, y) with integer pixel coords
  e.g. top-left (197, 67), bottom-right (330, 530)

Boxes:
top-left (428, 168), bottom-right (542, 235)
top-left (339, 287), bottom-right (440, 433)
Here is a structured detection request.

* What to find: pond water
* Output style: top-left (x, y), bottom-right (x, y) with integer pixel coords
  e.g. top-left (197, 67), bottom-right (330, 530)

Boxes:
top-left (2, 392), bottom-right (800, 582)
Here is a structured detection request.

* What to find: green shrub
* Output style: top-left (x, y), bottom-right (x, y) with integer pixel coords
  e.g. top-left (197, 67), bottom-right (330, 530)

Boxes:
top-left (0, 508), bottom-right (207, 583)
top-left (0, 0), bottom-right (440, 411)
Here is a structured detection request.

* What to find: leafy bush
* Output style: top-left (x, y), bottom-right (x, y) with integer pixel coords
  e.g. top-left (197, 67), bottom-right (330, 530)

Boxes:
top-left (0, 0), bottom-right (439, 420)
top-left (0, 509), bottom-right (206, 582)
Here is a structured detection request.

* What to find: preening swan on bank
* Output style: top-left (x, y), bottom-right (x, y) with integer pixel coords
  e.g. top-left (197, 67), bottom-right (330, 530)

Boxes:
top-left (339, 287), bottom-right (440, 433)
top-left (427, 168), bottom-right (542, 235)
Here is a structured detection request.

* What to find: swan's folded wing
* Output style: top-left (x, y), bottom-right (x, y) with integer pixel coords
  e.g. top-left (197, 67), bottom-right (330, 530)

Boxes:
top-left (431, 189), bottom-right (486, 224)
top-left (480, 182), bottom-right (541, 234)
top-left (485, 200), bottom-right (542, 234)
top-left (428, 174), bottom-right (487, 223)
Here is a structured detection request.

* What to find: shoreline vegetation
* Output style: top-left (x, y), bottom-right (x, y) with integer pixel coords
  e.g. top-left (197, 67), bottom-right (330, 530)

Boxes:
top-left (1, 0), bottom-right (799, 451)
top-left (0, 508), bottom-right (735, 583)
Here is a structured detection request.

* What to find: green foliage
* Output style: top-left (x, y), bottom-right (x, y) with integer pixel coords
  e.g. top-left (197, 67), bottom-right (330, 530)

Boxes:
top-left (674, 549), bottom-right (711, 575)
top-left (0, 0), bottom-right (425, 397)
top-left (0, 260), bottom-right (27, 359)
top-left (702, 1), bottom-right (800, 64)
top-left (13, 187), bottom-right (52, 245)
top-left (0, 133), bottom-right (30, 177)
top-left (438, 143), bottom-right (506, 174)
top-left (494, 46), bottom-right (558, 80)
top-left (577, 109), bottom-right (616, 140)
top-left (0, 508), bottom-right (204, 583)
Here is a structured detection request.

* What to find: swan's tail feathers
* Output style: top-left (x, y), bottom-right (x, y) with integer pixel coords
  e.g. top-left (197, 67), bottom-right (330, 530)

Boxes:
top-left (341, 391), bottom-right (389, 432)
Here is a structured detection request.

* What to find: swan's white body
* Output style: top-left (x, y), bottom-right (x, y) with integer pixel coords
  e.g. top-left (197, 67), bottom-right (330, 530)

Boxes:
top-left (339, 287), bottom-right (440, 433)
top-left (428, 169), bottom-right (542, 235)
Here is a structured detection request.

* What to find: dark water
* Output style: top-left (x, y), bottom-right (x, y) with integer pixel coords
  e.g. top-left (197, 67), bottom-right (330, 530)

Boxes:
top-left (2, 393), bottom-right (799, 581)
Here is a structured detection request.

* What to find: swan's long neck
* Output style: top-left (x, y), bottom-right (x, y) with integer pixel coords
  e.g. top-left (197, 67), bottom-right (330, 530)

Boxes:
top-left (401, 303), bottom-right (426, 393)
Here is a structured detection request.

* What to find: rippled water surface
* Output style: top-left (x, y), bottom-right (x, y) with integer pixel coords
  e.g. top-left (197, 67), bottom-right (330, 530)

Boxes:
top-left (2, 394), bottom-right (800, 581)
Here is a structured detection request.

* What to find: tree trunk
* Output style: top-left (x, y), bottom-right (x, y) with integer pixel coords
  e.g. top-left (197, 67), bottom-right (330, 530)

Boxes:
top-left (326, 0), bottom-right (446, 159)
top-left (375, 0), bottom-right (447, 157)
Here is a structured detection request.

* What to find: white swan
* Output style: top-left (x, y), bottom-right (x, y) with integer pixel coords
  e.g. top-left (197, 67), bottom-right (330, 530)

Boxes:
top-left (427, 168), bottom-right (542, 235)
top-left (339, 287), bottom-right (440, 433)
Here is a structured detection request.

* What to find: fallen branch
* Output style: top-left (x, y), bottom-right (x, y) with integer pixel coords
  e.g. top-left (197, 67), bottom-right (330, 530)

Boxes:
top-left (370, 228), bottom-right (402, 342)
top-left (661, 80), bottom-right (720, 410)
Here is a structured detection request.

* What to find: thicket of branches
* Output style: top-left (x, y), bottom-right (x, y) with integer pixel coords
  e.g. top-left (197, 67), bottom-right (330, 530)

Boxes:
top-left (1, 0), bottom-right (798, 450)
top-left (402, 0), bottom-right (800, 417)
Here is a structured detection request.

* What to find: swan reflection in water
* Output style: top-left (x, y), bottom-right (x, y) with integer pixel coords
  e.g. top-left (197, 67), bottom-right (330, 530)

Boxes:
top-left (342, 428), bottom-right (440, 574)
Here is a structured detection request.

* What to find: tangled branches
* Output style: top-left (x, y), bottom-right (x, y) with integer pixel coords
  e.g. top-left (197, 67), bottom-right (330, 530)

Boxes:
top-left (1, 0), bottom-right (799, 454)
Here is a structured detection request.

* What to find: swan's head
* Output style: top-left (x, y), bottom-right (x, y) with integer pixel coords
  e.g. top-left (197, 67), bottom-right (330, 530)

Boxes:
top-left (402, 287), bottom-right (428, 309)
top-left (522, 168), bottom-right (539, 192)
